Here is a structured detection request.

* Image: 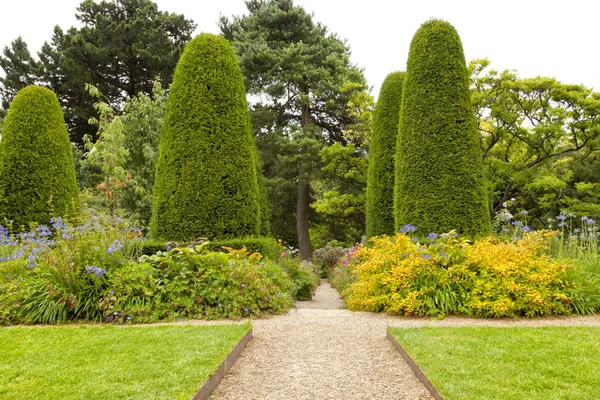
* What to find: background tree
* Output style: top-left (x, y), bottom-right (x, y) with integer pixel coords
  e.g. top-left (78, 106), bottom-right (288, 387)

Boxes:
top-left (0, 0), bottom-right (195, 144)
top-left (366, 71), bottom-right (404, 238)
top-left (395, 20), bottom-right (490, 236)
top-left (151, 33), bottom-right (262, 241)
top-left (0, 86), bottom-right (79, 227)
top-left (220, 0), bottom-right (368, 258)
top-left (470, 59), bottom-right (600, 228)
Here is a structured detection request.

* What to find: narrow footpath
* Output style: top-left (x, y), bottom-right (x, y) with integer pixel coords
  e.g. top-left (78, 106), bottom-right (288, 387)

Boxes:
top-left (209, 280), bottom-right (433, 399)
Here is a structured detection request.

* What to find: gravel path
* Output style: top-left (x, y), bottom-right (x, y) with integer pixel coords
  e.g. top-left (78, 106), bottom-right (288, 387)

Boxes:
top-left (209, 280), bottom-right (600, 400)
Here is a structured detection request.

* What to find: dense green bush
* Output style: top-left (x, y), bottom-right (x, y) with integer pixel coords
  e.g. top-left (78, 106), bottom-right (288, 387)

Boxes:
top-left (206, 236), bottom-right (280, 260)
top-left (394, 20), bottom-right (490, 237)
top-left (313, 245), bottom-right (349, 278)
top-left (151, 33), bottom-right (262, 241)
top-left (0, 86), bottom-right (79, 228)
top-left (366, 72), bottom-right (405, 238)
top-left (278, 254), bottom-right (320, 301)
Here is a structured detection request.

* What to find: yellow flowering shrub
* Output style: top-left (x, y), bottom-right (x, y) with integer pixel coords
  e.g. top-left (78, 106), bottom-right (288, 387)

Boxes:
top-left (343, 231), bottom-right (587, 318)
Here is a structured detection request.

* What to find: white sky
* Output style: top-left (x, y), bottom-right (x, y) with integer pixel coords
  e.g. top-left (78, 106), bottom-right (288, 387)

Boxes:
top-left (1, 0), bottom-right (598, 99)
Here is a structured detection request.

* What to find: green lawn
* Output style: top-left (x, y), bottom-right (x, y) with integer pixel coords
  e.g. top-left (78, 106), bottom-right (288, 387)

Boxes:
top-left (389, 326), bottom-right (600, 400)
top-left (0, 323), bottom-right (250, 400)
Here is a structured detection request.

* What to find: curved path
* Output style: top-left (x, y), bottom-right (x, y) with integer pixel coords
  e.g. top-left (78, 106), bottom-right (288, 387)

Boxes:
top-left (209, 280), bottom-right (600, 399)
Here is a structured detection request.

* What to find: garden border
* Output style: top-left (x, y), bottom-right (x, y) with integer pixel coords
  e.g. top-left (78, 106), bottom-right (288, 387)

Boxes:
top-left (191, 327), bottom-right (253, 400)
top-left (386, 328), bottom-right (444, 400)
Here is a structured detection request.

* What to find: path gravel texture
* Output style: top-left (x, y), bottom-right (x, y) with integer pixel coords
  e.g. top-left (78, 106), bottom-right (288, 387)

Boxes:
top-left (208, 279), bottom-right (600, 400)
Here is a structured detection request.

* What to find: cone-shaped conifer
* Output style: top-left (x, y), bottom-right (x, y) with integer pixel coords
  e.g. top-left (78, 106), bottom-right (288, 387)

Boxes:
top-left (394, 20), bottom-right (490, 236)
top-left (0, 85), bottom-right (79, 228)
top-left (151, 33), bottom-right (261, 240)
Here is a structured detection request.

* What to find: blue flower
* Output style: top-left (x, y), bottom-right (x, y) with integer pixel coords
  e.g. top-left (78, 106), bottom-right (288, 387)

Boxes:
top-left (421, 254), bottom-right (431, 259)
top-left (399, 224), bottom-right (417, 233)
top-left (520, 226), bottom-right (531, 232)
top-left (557, 213), bottom-right (567, 221)
top-left (501, 228), bottom-right (510, 233)
top-left (511, 221), bottom-right (521, 226)
top-left (410, 237), bottom-right (419, 242)
top-left (244, 307), bottom-right (249, 313)
top-left (50, 216), bottom-right (67, 230)
top-left (107, 240), bottom-right (123, 254)
top-left (86, 266), bottom-right (106, 277)
top-left (520, 210), bottom-right (529, 215)
top-left (427, 232), bottom-right (438, 240)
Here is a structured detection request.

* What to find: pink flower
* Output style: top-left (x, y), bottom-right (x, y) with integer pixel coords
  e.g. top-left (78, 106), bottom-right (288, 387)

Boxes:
top-left (281, 252), bottom-right (287, 257)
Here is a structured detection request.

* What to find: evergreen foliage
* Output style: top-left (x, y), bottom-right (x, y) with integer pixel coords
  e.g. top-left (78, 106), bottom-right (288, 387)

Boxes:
top-left (151, 33), bottom-right (261, 241)
top-left (0, 85), bottom-right (79, 227)
top-left (366, 71), bottom-right (405, 238)
top-left (394, 20), bottom-right (490, 236)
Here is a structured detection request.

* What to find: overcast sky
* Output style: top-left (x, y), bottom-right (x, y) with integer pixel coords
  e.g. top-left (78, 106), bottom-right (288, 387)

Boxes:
top-left (1, 0), bottom-right (598, 99)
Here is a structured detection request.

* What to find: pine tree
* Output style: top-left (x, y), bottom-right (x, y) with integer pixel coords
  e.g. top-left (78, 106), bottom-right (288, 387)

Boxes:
top-left (0, 85), bottom-right (79, 228)
top-left (395, 20), bottom-right (490, 236)
top-left (366, 71), bottom-right (405, 238)
top-left (151, 33), bottom-right (261, 240)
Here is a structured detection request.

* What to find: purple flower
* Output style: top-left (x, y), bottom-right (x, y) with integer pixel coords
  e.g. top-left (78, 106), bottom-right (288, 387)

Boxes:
top-left (86, 266), bottom-right (106, 277)
top-left (427, 233), bottom-right (438, 240)
top-left (521, 226), bottom-right (531, 232)
top-left (244, 307), bottom-right (249, 313)
top-left (421, 254), bottom-right (431, 259)
top-left (411, 237), bottom-right (419, 242)
top-left (241, 283), bottom-right (246, 288)
top-left (520, 210), bottom-right (529, 215)
top-left (107, 240), bottom-right (123, 254)
top-left (399, 224), bottom-right (417, 233)
top-left (557, 213), bottom-right (567, 221)
top-left (511, 221), bottom-right (521, 226)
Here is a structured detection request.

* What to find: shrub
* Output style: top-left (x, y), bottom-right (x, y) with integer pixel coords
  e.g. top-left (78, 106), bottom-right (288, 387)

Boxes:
top-left (205, 237), bottom-right (280, 260)
top-left (102, 244), bottom-right (294, 321)
top-left (278, 254), bottom-right (320, 301)
top-left (0, 212), bottom-right (143, 325)
top-left (151, 33), bottom-right (262, 241)
top-left (313, 245), bottom-right (348, 278)
top-left (344, 231), bottom-right (598, 317)
top-left (329, 244), bottom-right (359, 294)
top-left (366, 71), bottom-right (405, 238)
top-left (0, 86), bottom-right (79, 228)
top-left (394, 20), bottom-right (490, 237)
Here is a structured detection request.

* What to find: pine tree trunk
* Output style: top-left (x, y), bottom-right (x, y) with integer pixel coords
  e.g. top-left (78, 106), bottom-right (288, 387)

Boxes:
top-left (297, 175), bottom-right (312, 261)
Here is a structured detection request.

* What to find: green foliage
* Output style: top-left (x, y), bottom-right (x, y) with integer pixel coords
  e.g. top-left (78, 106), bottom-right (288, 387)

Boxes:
top-left (395, 20), bottom-right (490, 237)
top-left (343, 231), bottom-right (599, 317)
top-left (366, 71), bottom-right (405, 238)
top-left (221, 0), bottom-right (368, 258)
top-left (205, 237), bottom-right (280, 260)
top-left (0, 0), bottom-right (195, 143)
top-left (277, 255), bottom-right (320, 300)
top-left (0, 86), bottom-right (79, 228)
top-left (470, 59), bottom-right (600, 227)
top-left (0, 212), bottom-right (142, 325)
top-left (151, 33), bottom-right (262, 241)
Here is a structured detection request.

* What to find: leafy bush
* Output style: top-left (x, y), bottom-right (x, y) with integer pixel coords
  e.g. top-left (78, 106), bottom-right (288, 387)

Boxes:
top-left (0, 212), bottom-right (142, 325)
top-left (278, 254), bottom-right (320, 301)
top-left (366, 71), bottom-right (405, 238)
top-left (0, 86), bottom-right (79, 228)
top-left (395, 20), bottom-right (490, 237)
top-left (313, 245), bottom-right (349, 278)
top-left (205, 237), bottom-right (280, 260)
top-left (343, 231), bottom-right (600, 317)
top-left (101, 244), bottom-right (294, 321)
top-left (329, 244), bottom-right (359, 294)
top-left (151, 33), bottom-right (262, 241)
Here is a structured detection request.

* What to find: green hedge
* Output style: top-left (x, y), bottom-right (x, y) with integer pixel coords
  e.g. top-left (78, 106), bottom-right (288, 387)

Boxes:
top-left (394, 20), bottom-right (490, 237)
top-left (151, 33), bottom-right (261, 241)
top-left (141, 237), bottom-right (280, 260)
top-left (366, 71), bottom-right (405, 238)
top-left (0, 86), bottom-right (79, 228)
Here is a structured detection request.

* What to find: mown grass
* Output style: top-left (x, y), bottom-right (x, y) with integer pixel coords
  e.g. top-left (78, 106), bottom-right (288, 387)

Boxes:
top-left (0, 323), bottom-right (250, 399)
top-left (389, 326), bottom-right (600, 400)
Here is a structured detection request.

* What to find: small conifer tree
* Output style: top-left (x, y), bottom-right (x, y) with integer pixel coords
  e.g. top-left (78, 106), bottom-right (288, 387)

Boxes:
top-left (366, 71), bottom-right (405, 238)
top-left (151, 33), bottom-right (261, 240)
top-left (0, 85), bottom-right (79, 228)
top-left (394, 20), bottom-right (490, 236)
